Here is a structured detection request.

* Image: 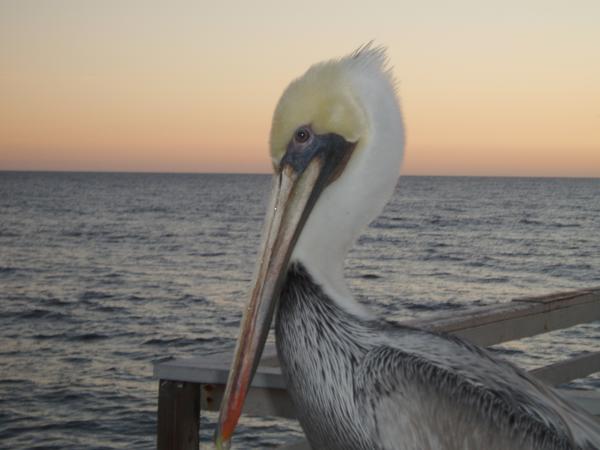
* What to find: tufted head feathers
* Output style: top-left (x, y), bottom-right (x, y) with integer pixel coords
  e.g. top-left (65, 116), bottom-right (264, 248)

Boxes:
top-left (269, 44), bottom-right (395, 166)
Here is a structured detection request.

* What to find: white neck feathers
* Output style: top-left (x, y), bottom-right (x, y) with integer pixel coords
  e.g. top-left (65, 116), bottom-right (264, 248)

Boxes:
top-left (291, 47), bottom-right (404, 318)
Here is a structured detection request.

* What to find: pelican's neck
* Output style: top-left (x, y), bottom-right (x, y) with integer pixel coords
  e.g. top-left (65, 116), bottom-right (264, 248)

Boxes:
top-left (283, 46), bottom-right (403, 320)
top-left (291, 238), bottom-right (374, 320)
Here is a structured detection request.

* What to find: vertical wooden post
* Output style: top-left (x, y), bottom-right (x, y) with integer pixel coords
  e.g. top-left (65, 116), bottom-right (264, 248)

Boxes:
top-left (157, 380), bottom-right (201, 450)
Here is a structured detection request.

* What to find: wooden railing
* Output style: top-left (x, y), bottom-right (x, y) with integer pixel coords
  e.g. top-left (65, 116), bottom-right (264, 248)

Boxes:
top-left (153, 287), bottom-right (600, 449)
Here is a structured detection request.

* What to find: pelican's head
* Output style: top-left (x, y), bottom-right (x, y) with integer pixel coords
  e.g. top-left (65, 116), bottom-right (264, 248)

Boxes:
top-left (215, 45), bottom-right (404, 449)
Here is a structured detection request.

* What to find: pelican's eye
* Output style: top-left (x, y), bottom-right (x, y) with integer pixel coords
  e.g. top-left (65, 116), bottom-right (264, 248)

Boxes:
top-left (294, 127), bottom-right (311, 144)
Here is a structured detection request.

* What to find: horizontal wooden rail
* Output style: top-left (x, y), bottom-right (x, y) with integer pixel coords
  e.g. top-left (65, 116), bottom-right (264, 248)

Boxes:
top-left (193, 352), bottom-right (600, 420)
top-left (154, 287), bottom-right (600, 389)
top-left (405, 288), bottom-right (600, 346)
top-left (531, 351), bottom-right (600, 386)
top-left (154, 288), bottom-right (600, 418)
top-left (153, 287), bottom-right (600, 449)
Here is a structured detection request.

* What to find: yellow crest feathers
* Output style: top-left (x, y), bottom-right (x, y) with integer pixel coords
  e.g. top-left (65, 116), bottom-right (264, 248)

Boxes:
top-left (270, 53), bottom-right (372, 164)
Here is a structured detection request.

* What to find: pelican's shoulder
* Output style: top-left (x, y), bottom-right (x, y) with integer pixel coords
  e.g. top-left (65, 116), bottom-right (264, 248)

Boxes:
top-left (355, 330), bottom-right (599, 450)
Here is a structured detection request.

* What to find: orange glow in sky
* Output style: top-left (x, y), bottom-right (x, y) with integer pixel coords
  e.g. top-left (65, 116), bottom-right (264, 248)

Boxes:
top-left (1, 0), bottom-right (599, 176)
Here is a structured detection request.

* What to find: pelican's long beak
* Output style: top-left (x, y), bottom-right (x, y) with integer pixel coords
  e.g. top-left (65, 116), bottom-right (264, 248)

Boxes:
top-left (214, 132), bottom-right (355, 449)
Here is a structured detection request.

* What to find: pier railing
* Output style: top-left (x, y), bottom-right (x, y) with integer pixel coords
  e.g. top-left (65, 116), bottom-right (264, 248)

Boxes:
top-left (153, 287), bottom-right (600, 449)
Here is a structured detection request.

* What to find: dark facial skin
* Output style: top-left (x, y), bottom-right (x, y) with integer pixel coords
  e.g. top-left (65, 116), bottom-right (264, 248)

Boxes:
top-left (279, 125), bottom-right (356, 185)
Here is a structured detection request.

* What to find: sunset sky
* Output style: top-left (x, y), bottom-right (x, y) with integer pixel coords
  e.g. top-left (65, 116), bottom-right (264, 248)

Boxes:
top-left (1, 0), bottom-right (599, 176)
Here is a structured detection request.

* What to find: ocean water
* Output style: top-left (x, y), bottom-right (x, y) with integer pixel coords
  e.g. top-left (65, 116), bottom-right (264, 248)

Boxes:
top-left (1, 171), bottom-right (599, 449)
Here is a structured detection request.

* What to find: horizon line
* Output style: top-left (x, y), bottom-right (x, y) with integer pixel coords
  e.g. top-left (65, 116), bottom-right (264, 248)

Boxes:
top-left (1, 168), bottom-right (599, 180)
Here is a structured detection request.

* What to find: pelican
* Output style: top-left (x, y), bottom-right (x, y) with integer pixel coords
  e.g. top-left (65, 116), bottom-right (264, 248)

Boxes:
top-left (214, 45), bottom-right (600, 450)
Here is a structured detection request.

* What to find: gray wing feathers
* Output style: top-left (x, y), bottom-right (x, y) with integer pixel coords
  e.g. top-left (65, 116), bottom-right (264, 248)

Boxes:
top-left (356, 344), bottom-right (600, 450)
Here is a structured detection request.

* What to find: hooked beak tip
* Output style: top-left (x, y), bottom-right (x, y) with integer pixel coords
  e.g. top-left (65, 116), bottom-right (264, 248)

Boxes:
top-left (215, 434), bottom-right (230, 450)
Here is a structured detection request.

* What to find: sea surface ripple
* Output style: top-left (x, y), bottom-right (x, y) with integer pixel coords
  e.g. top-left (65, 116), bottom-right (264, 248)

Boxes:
top-left (1, 172), bottom-right (599, 449)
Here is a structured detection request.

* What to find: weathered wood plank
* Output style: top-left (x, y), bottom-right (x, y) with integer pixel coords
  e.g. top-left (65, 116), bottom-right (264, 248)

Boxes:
top-left (531, 352), bottom-right (600, 386)
top-left (202, 384), bottom-right (296, 419)
top-left (154, 346), bottom-right (284, 389)
top-left (515, 289), bottom-right (599, 304)
top-left (409, 289), bottom-right (600, 346)
top-left (157, 380), bottom-right (200, 450)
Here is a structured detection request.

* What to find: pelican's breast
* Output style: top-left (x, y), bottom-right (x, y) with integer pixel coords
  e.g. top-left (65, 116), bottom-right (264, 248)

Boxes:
top-left (275, 264), bottom-right (374, 449)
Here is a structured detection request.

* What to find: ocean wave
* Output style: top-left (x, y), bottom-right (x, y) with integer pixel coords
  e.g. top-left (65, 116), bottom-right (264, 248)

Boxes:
top-left (142, 336), bottom-right (214, 346)
top-left (70, 333), bottom-right (110, 342)
top-left (360, 273), bottom-right (382, 279)
top-left (422, 253), bottom-right (464, 262)
top-left (519, 218), bottom-right (544, 226)
top-left (549, 222), bottom-right (581, 228)
top-left (79, 291), bottom-right (114, 301)
top-left (32, 332), bottom-right (110, 342)
top-left (40, 297), bottom-right (71, 306)
top-left (2, 173), bottom-right (599, 449)
top-left (32, 332), bottom-right (68, 340)
top-left (198, 251), bottom-right (226, 257)
top-left (18, 309), bottom-right (69, 320)
top-left (89, 304), bottom-right (128, 313)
